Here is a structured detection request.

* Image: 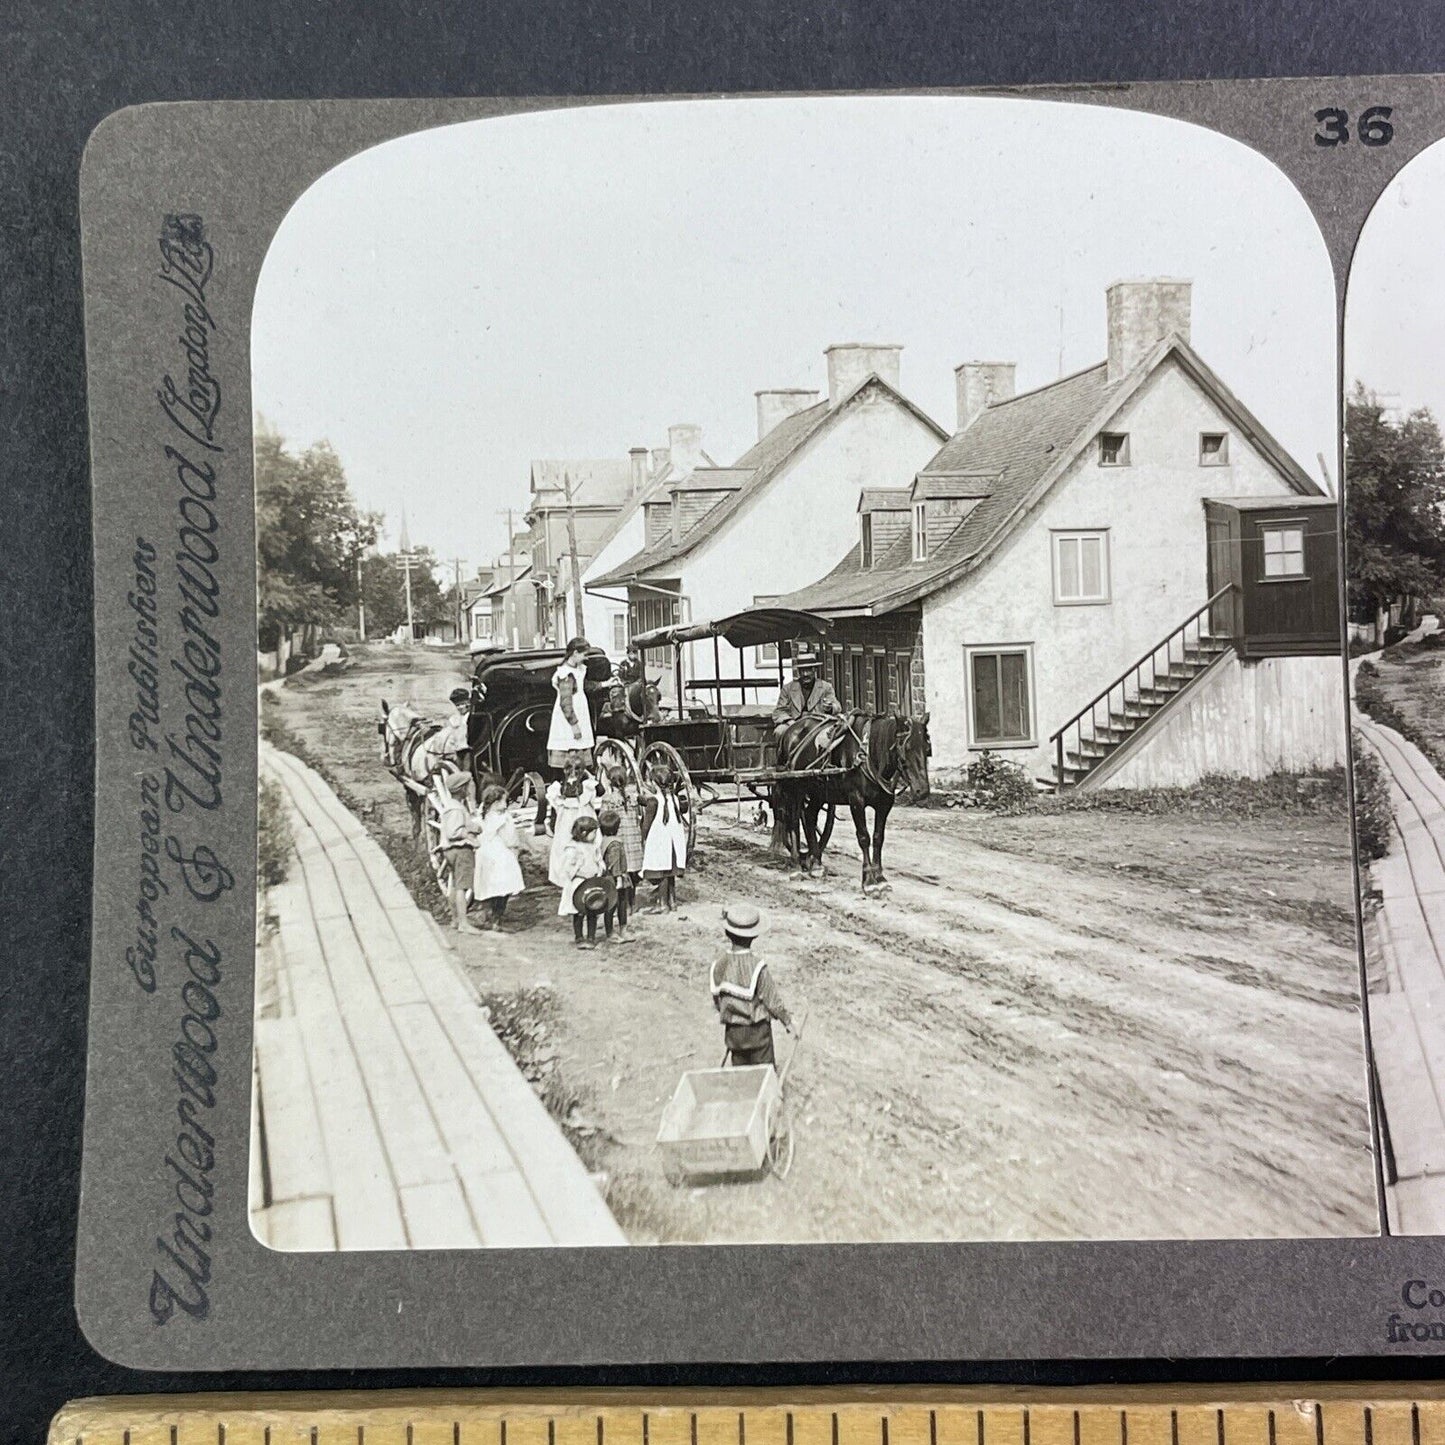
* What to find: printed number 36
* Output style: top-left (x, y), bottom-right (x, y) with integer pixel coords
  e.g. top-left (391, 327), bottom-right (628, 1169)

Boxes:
top-left (1315, 105), bottom-right (1394, 147)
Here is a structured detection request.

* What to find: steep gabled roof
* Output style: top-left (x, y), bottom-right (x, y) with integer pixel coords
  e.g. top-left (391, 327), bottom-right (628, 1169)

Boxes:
top-left (858, 487), bottom-right (911, 512)
top-left (589, 377), bottom-right (946, 588)
top-left (482, 561), bottom-right (533, 598)
top-left (528, 459), bottom-right (633, 510)
top-left (780, 337), bottom-right (1323, 616)
top-left (573, 448), bottom-right (724, 579)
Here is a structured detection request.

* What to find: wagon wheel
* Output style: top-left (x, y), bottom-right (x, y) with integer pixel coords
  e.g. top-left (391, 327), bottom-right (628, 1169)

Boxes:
top-left (642, 740), bottom-right (699, 854)
top-left (423, 800), bottom-right (451, 889)
top-left (595, 736), bottom-right (643, 794)
top-left (765, 1096), bottom-right (795, 1180)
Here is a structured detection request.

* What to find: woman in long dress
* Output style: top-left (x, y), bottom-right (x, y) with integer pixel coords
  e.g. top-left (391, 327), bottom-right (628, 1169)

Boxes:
top-left (547, 636), bottom-right (595, 769)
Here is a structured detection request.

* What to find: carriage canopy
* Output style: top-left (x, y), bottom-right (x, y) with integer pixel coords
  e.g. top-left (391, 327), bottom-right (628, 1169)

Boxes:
top-left (631, 606), bottom-right (833, 652)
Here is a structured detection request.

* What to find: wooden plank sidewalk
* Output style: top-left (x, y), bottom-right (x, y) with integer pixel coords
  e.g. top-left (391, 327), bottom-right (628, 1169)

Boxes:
top-left (1356, 713), bottom-right (1445, 1233)
top-left (251, 740), bottom-right (626, 1250)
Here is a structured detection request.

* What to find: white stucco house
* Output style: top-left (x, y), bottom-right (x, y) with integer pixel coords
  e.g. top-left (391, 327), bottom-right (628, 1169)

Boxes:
top-left (780, 279), bottom-right (1346, 789)
top-left (584, 344), bottom-right (948, 707)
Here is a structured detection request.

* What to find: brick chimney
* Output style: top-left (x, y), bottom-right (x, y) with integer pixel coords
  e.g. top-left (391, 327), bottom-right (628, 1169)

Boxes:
top-left (954, 361), bottom-right (1016, 432)
top-left (628, 446), bottom-right (649, 497)
top-left (755, 388), bottom-right (820, 441)
top-left (668, 423), bottom-right (703, 477)
top-left (825, 343), bottom-right (903, 408)
top-left (1106, 279), bottom-right (1192, 385)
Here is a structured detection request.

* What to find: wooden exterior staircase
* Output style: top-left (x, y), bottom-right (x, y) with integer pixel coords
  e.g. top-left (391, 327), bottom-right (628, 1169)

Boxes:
top-left (1045, 586), bottom-right (1237, 791)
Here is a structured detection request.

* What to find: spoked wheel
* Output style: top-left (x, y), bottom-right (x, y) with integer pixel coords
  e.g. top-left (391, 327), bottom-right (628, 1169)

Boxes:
top-left (765, 1097), bottom-right (795, 1179)
top-left (424, 802), bottom-right (451, 889)
top-left (642, 740), bottom-right (699, 854)
top-left (595, 736), bottom-right (643, 793)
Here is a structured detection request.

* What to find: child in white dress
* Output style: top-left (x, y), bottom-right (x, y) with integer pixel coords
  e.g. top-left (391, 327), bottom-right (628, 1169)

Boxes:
top-left (473, 784), bottom-right (525, 930)
top-left (546, 756), bottom-right (599, 887)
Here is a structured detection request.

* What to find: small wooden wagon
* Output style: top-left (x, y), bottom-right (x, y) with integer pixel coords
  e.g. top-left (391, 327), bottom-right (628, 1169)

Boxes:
top-left (655, 1014), bottom-right (805, 1183)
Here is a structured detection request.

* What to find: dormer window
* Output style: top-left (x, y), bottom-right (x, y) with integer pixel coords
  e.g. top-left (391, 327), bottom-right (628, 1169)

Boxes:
top-left (860, 513), bottom-right (874, 569)
top-left (1200, 431), bottom-right (1230, 465)
top-left (1099, 432), bottom-right (1130, 466)
top-left (912, 502), bottom-right (928, 561)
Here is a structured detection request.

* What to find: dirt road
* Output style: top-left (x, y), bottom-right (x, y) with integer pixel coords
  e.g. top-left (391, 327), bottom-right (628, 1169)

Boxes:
top-left (263, 643), bottom-right (1379, 1243)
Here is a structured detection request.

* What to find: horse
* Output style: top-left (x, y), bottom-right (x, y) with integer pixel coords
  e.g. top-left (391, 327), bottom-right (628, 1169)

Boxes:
top-left (769, 711), bottom-right (931, 890)
top-left (378, 699), bottom-right (471, 839)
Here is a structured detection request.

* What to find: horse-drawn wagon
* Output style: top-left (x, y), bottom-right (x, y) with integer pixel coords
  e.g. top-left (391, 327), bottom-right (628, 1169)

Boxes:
top-left (594, 606), bottom-right (932, 887)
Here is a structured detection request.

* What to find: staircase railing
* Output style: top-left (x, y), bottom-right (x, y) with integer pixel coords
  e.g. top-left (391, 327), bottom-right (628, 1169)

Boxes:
top-left (1050, 584), bottom-right (1237, 789)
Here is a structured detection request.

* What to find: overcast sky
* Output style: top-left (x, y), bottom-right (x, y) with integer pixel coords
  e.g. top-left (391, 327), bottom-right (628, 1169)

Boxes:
top-left (1347, 138), bottom-right (1445, 416)
top-left (254, 96), bottom-right (1338, 572)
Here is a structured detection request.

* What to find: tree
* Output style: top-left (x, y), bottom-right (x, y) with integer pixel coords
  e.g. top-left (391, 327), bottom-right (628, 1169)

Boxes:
top-left (256, 426), bottom-right (377, 648)
top-left (1345, 383), bottom-right (1445, 627)
top-left (360, 546), bottom-right (446, 637)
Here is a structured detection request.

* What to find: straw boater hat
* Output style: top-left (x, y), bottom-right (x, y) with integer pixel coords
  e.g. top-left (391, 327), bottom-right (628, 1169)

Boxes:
top-left (721, 902), bottom-right (764, 939)
top-left (794, 646), bottom-right (821, 668)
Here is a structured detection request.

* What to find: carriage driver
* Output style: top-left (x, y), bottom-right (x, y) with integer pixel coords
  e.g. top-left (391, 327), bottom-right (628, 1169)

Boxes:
top-left (771, 646), bottom-right (843, 757)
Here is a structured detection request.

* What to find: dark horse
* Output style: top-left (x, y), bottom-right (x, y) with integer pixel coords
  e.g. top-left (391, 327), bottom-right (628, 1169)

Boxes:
top-left (770, 711), bottom-right (931, 890)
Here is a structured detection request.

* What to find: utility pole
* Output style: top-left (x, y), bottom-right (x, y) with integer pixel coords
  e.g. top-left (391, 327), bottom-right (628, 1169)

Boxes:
top-left (495, 507), bottom-right (518, 650)
top-left (395, 508), bottom-right (416, 643)
top-left (355, 550), bottom-right (367, 641)
top-left (449, 555), bottom-right (467, 643)
top-left (562, 469), bottom-right (586, 642)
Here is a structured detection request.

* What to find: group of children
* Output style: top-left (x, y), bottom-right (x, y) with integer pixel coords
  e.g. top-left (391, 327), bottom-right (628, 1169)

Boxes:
top-left (434, 755), bottom-right (689, 949)
top-left (545, 756), bottom-right (689, 949)
top-left (436, 762), bottom-right (796, 1070)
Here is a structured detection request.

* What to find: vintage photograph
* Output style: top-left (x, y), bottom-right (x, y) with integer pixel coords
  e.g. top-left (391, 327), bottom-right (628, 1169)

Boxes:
top-left (249, 96), bottom-right (1376, 1251)
top-left (1344, 137), bottom-right (1445, 1235)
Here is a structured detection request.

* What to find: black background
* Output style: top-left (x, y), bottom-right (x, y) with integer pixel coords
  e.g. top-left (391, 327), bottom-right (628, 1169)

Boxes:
top-left (7, 3), bottom-right (1445, 1444)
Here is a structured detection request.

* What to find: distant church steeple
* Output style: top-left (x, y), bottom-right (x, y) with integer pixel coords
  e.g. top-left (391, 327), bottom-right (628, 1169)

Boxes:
top-left (398, 507), bottom-right (413, 555)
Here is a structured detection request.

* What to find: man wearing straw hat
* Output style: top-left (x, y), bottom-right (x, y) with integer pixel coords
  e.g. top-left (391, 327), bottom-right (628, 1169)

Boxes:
top-left (771, 644), bottom-right (844, 761)
top-left (710, 903), bottom-right (794, 1067)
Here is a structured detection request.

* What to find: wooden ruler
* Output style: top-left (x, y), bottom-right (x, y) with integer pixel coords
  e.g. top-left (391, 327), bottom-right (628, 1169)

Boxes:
top-left (46, 1389), bottom-right (1445, 1445)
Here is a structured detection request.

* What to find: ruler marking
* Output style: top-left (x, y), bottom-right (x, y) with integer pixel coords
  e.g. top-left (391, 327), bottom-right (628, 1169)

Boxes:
top-left (550, 1424), bottom-right (556, 1445)
top-left (219, 1424), bottom-right (227, 1445)
top-left (1316, 1406), bottom-right (1325, 1445)
top-left (1365, 1410), bottom-right (1374, 1445)
top-left (786, 1415), bottom-right (794, 1445)
top-left (1217, 1410), bottom-right (1225, 1445)
top-left (643, 1415), bottom-right (649, 1445)
top-left (1025, 1412), bottom-right (1032, 1445)
top-left (1171, 1414), bottom-right (1179, 1445)
top-left (455, 1425), bottom-right (460, 1445)
top-left (1120, 1412), bottom-right (1127, 1445)
top-left (833, 1416), bottom-right (839, 1445)
top-left (599, 1420), bottom-right (606, 1445)
top-left (691, 1415), bottom-right (698, 1445)
top-left (1414, 1407), bottom-right (1422, 1445)
top-left (1268, 1414), bottom-right (1276, 1445)
top-left (882, 1419), bottom-right (890, 1445)
top-left (1075, 1413), bottom-right (1081, 1445)
top-left (739, 1414), bottom-right (746, 1445)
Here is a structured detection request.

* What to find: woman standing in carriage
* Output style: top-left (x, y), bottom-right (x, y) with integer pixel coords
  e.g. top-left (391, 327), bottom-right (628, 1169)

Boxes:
top-left (547, 636), bottom-right (596, 771)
